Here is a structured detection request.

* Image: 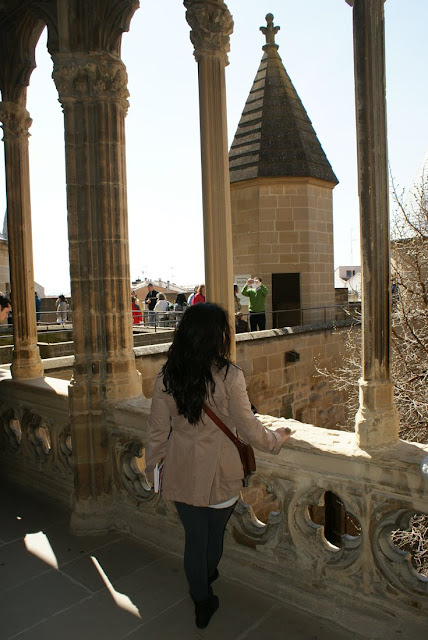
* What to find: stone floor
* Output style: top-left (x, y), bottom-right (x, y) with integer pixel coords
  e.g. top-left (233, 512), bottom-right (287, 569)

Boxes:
top-left (0, 482), bottom-right (363, 639)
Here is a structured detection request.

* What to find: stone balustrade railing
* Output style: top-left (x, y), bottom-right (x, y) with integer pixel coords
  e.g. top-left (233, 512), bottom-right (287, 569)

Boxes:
top-left (0, 378), bottom-right (427, 636)
top-left (0, 377), bottom-right (73, 502)
top-left (108, 395), bottom-right (428, 635)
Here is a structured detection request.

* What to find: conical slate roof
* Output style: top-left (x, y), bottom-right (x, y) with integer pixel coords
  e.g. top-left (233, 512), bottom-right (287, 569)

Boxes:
top-left (229, 15), bottom-right (338, 185)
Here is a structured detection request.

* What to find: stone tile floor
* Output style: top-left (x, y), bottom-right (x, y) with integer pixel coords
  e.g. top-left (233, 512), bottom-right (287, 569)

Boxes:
top-left (0, 482), bottom-right (362, 639)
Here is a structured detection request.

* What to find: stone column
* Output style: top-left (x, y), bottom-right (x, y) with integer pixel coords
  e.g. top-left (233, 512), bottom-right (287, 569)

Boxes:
top-left (53, 53), bottom-right (141, 531)
top-left (0, 101), bottom-right (43, 380)
top-left (184, 0), bottom-right (236, 358)
top-left (347, 0), bottom-right (399, 448)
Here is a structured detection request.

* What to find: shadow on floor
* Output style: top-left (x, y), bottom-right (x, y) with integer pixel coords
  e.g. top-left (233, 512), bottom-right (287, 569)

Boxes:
top-left (0, 482), bottom-right (360, 640)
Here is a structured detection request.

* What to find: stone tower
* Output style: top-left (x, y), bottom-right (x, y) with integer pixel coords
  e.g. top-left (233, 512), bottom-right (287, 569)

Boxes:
top-left (230, 14), bottom-right (338, 327)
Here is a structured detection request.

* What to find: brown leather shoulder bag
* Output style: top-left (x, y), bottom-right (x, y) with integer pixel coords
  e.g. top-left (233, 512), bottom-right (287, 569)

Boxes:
top-left (203, 403), bottom-right (256, 486)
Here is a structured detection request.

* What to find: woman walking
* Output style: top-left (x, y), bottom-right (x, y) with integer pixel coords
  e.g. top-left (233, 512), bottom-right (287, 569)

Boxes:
top-left (145, 303), bottom-right (294, 629)
top-left (56, 294), bottom-right (68, 325)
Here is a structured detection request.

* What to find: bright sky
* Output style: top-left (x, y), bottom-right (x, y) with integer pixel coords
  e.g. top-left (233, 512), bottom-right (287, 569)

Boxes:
top-left (1, 0), bottom-right (427, 295)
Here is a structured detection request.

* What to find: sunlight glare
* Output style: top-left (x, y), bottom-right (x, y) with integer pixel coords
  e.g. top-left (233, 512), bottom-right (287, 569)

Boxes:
top-left (91, 556), bottom-right (141, 619)
top-left (24, 532), bottom-right (58, 569)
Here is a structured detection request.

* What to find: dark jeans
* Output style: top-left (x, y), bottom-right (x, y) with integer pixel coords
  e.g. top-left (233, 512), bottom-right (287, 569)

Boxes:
top-left (175, 501), bottom-right (235, 603)
top-left (249, 311), bottom-right (266, 331)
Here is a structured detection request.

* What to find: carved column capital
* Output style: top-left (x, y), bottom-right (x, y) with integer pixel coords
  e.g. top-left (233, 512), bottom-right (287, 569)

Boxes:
top-left (52, 53), bottom-right (130, 109)
top-left (0, 102), bottom-right (32, 140)
top-left (345, 0), bottom-right (386, 5)
top-left (184, 0), bottom-right (234, 64)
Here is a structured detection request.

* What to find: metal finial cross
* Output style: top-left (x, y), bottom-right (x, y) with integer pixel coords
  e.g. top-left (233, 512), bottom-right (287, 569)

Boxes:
top-left (260, 13), bottom-right (280, 45)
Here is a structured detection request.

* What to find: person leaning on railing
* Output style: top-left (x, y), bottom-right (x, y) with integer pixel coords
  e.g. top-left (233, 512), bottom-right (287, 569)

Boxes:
top-left (154, 293), bottom-right (169, 326)
top-left (145, 303), bottom-right (294, 629)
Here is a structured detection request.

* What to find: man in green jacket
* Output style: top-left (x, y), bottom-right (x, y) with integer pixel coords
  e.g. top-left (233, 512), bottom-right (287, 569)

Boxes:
top-left (241, 277), bottom-right (269, 331)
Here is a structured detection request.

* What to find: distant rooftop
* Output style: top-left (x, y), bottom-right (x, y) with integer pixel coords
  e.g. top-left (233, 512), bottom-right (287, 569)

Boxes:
top-left (229, 14), bottom-right (338, 185)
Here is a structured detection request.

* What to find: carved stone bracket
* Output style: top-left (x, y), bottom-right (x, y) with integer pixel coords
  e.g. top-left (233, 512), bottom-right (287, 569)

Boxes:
top-left (0, 102), bottom-right (32, 140)
top-left (289, 484), bottom-right (363, 571)
top-left (58, 430), bottom-right (73, 471)
top-left (118, 441), bottom-right (154, 502)
top-left (0, 407), bottom-right (21, 451)
top-left (52, 54), bottom-right (130, 107)
top-left (373, 508), bottom-right (428, 595)
top-left (184, 0), bottom-right (233, 64)
top-left (231, 473), bottom-right (282, 549)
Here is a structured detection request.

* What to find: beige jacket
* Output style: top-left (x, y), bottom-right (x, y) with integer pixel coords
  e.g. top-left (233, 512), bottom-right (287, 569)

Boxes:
top-left (145, 364), bottom-right (284, 506)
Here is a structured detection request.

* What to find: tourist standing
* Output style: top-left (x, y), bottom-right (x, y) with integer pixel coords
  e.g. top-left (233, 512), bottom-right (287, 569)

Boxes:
top-left (235, 312), bottom-right (249, 333)
top-left (131, 295), bottom-right (143, 324)
top-left (187, 286), bottom-right (198, 306)
top-left (144, 282), bottom-right (159, 326)
top-left (173, 293), bottom-right (188, 326)
top-left (192, 284), bottom-right (206, 305)
top-left (154, 292), bottom-right (169, 327)
top-left (56, 295), bottom-right (68, 325)
top-left (35, 292), bottom-right (41, 323)
top-left (233, 284), bottom-right (241, 313)
top-left (131, 290), bottom-right (143, 313)
top-left (241, 277), bottom-right (268, 331)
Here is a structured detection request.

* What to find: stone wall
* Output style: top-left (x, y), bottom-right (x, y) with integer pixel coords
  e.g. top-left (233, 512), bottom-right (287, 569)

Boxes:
top-left (0, 329), bottom-right (175, 365)
top-left (107, 397), bottom-right (428, 637)
top-left (231, 177), bottom-right (336, 326)
top-left (236, 324), bottom-right (354, 428)
top-left (0, 377), bottom-right (72, 503)
top-left (134, 321), bottom-right (356, 429)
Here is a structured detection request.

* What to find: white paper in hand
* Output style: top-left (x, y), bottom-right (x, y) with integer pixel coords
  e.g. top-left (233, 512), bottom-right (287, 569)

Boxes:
top-left (154, 460), bottom-right (164, 493)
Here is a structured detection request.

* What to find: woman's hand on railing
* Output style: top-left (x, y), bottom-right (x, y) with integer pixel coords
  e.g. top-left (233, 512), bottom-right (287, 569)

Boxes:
top-left (275, 426), bottom-right (296, 447)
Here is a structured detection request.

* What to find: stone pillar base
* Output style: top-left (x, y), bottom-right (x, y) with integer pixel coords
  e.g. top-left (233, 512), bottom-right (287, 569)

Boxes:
top-left (11, 346), bottom-right (44, 380)
top-left (69, 497), bottom-right (113, 536)
top-left (355, 378), bottom-right (399, 449)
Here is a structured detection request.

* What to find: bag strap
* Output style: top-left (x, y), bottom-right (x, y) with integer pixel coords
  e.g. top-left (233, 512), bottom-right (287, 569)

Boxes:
top-left (202, 403), bottom-right (245, 453)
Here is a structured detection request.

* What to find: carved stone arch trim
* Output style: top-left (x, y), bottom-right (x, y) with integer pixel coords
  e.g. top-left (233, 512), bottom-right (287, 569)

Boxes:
top-left (46, 0), bottom-right (139, 55)
top-left (0, 8), bottom-right (46, 103)
top-left (100, 0), bottom-right (140, 54)
top-left (32, 1), bottom-right (60, 55)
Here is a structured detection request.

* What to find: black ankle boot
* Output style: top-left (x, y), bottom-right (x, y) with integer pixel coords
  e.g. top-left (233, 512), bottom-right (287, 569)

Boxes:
top-left (195, 594), bottom-right (219, 629)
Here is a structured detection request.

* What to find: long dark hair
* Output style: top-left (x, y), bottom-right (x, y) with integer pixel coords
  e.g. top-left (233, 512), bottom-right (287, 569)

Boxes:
top-left (161, 303), bottom-right (231, 424)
